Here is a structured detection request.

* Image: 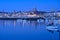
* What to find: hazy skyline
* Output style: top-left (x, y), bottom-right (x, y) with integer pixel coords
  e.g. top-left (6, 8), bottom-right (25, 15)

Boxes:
top-left (0, 0), bottom-right (60, 12)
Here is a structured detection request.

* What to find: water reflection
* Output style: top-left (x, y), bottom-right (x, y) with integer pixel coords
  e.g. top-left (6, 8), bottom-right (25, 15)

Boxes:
top-left (0, 19), bottom-right (42, 30)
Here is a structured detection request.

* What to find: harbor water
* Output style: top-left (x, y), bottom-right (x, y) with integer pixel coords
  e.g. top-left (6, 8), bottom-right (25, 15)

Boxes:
top-left (0, 19), bottom-right (60, 40)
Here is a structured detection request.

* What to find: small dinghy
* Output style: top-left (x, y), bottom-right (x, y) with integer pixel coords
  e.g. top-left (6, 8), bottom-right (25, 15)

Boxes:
top-left (46, 26), bottom-right (58, 31)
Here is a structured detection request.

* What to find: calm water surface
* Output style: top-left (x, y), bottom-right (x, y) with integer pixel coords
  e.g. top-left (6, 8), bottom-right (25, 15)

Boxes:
top-left (0, 19), bottom-right (60, 40)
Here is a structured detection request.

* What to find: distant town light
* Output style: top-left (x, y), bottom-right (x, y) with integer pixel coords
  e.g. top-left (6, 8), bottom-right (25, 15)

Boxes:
top-left (27, 14), bottom-right (37, 17)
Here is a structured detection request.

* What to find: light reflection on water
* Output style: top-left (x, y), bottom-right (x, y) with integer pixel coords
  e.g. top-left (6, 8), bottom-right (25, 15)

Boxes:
top-left (0, 19), bottom-right (60, 40)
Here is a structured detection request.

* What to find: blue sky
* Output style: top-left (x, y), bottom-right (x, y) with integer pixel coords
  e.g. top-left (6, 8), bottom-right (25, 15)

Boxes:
top-left (0, 0), bottom-right (60, 12)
